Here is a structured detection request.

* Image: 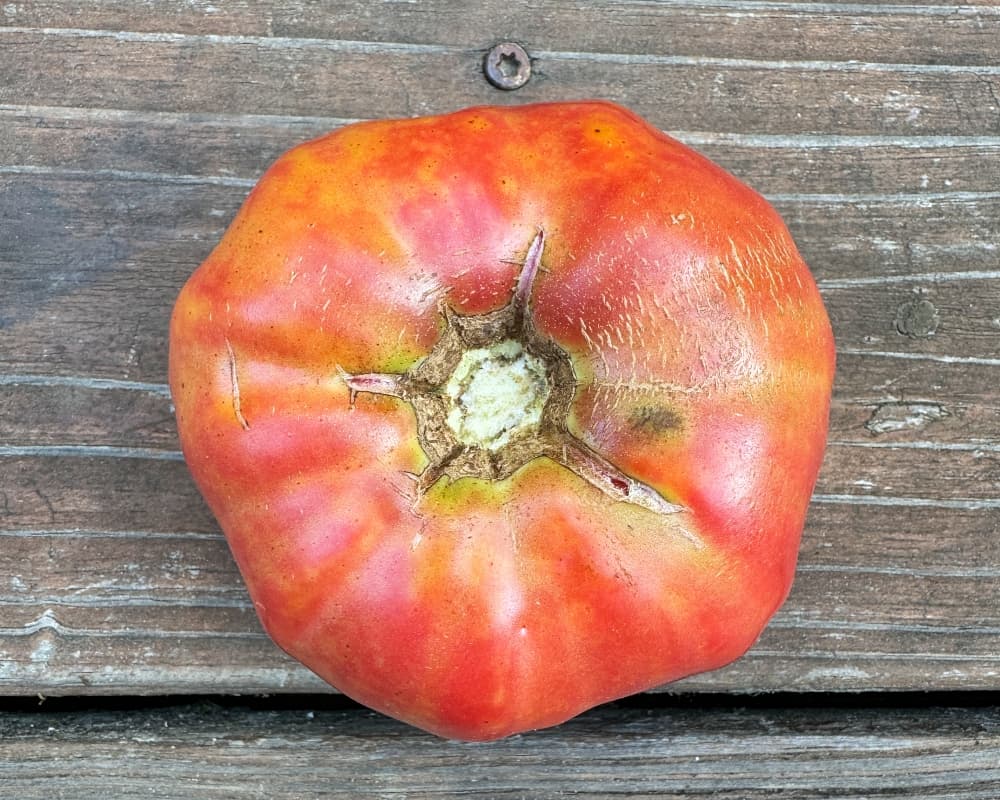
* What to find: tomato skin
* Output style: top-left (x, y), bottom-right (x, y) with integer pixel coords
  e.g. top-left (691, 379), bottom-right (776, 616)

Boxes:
top-left (169, 101), bottom-right (835, 740)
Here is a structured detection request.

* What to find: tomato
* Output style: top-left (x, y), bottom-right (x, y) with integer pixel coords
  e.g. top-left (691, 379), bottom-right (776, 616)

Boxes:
top-left (169, 101), bottom-right (835, 740)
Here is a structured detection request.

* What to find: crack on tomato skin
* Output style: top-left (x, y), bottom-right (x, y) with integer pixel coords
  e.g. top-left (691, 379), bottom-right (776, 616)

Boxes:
top-left (336, 229), bottom-right (687, 517)
top-left (413, 444), bottom-right (467, 494)
top-left (511, 227), bottom-right (544, 333)
top-left (225, 338), bottom-right (251, 431)
top-left (335, 366), bottom-right (408, 408)
top-left (552, 437), bottom-right (686, 517)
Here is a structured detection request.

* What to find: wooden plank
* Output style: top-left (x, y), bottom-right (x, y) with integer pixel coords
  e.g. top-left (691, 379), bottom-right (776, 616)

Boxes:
top-left (1, 447), bottom-right (997, 694)
top-left (2, 28), bottom-right (998, 136)
top-left (820, 443), bottom-right (1000, 502)
top-left (3, 173), bottom-right (998, 383)
top-left (2, 377), bottom-right (996, 453)
top-left (5, 168), bottom-right (997, 293)
top-left (5, 0), bottom-right (999, 66)
top-left (5, 103), bottom-right (1000, 193)
top-left (0, 702), bottom-right (998, 799)
top-left (0, 381), bottom-right (176, 450)
top-left (5, 447), bottom-right (996, 559)
top-left (2, 354), bottom-right (999, 454)
top-left (823, 279), bottom-right (1000, 362)
top-left (1, 567), bottom-right (997, 694)
top-left (0, 457), bottom-right (212, 533)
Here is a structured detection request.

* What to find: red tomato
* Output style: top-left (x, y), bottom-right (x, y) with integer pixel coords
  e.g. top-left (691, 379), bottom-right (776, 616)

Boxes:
top-left (169, 101), bottom-right (835, 740)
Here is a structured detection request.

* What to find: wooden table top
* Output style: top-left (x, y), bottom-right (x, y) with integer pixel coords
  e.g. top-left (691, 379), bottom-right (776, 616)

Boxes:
top-left (2, 2), bottom-right (998, 797)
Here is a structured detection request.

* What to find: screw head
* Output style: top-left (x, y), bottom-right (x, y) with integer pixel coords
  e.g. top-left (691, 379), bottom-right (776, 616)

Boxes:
top-left (484, 42), bottom-right (532, 91)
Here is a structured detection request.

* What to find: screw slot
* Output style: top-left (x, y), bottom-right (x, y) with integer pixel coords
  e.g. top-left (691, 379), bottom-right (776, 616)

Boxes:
top-left (484, 42), bottom-right (532, 91)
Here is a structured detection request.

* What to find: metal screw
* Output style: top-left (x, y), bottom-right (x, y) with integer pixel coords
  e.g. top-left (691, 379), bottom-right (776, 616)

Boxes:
top-left (484, 42), bottom-right (532, 90)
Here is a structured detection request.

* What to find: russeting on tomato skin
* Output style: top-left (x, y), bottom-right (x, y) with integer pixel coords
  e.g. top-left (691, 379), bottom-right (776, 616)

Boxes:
top-left (169, 101), bottom-right (835, 741)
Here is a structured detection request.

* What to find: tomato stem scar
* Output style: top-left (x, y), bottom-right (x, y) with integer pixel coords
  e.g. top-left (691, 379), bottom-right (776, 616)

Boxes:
top-left (336, 229), bottom-right (686, 517)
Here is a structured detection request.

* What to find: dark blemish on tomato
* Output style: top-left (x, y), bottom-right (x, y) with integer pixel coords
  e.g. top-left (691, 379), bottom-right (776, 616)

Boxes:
top-left (631, 405), bottom-right (682, 434)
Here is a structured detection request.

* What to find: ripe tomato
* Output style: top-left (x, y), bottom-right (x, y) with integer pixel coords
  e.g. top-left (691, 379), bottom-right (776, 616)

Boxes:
top-left (169, 101), bottom-right (834, 740)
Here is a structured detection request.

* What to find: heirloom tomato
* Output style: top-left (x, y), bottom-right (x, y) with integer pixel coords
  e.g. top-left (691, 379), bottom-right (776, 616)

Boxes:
top-left (169, 101), bottom-right (834, 740)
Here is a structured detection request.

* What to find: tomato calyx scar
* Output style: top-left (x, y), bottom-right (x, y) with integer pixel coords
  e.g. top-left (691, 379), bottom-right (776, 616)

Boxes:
top-left (338, 229), bottom-right (685, 516)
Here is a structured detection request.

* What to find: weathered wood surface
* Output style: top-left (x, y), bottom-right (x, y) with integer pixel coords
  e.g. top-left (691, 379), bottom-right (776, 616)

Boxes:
top-left (2, 0), bottom-right (1000, 710)
top-left (2, 700), bottom-right (999, 800)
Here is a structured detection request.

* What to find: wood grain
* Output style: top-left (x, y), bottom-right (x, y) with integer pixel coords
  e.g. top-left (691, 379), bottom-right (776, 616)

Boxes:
top-left (5, 104), bottom-right (1000, 194)
top-left (1, 701), bottom-right (998, 799)
top-left (4, 173), bottom-right (998, 383)
top-left (5, 0), bottom-right (1000, 65)
top-left (2, 27), bottom-right (998, 136)
top-left (2, 0), bottom-right (999, 710)
top-left (1, 452), bottom-right (997, 694)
